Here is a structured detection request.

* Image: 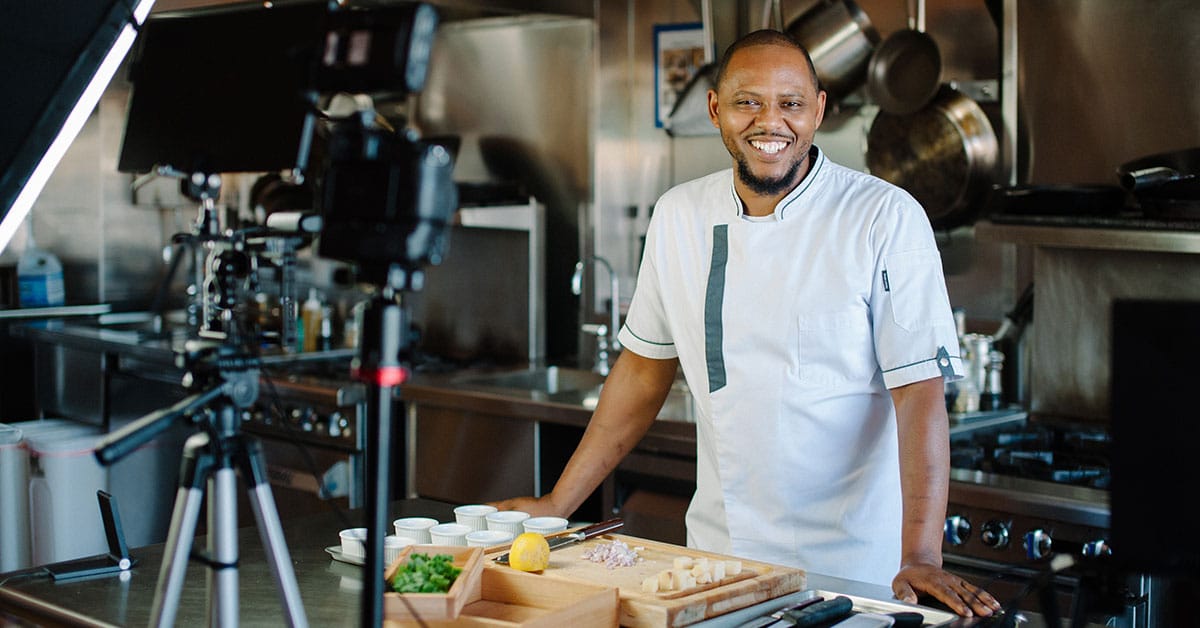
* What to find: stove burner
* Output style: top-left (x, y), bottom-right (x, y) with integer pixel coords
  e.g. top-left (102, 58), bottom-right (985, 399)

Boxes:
top-left (950, 420), bottom-right (1111, 488)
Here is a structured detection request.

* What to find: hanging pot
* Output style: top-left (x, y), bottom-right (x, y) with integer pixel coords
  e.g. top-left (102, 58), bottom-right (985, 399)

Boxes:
top-left (866, 85), bottom-right (999, 229)
top-left (786, 0), bottom-right (881, 107)
top-left (866, 0), bottom-right (941, 115)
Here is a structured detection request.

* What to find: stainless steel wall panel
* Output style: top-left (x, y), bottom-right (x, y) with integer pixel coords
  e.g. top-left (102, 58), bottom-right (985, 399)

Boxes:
top-left (1030, 247), bottom-right (1200, 421)
top-left (1018, 0), bottom-right (1200, 185)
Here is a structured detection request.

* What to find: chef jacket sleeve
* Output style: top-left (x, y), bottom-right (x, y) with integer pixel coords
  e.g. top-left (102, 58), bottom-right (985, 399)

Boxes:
top-left (870, 193), bottom-right (964, 389)
top-left (617, 217), bottom-right (678, 360)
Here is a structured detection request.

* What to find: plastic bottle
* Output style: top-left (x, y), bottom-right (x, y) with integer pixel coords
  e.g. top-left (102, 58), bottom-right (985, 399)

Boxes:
top-left (301, 288), bottom-right (323, 352)
top-left (17, 223), bottom-right (65, 308)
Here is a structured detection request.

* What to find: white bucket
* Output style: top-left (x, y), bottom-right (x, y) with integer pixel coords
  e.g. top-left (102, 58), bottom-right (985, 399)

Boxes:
top-left (24, 422), bottom-right (107, 566)
top-left (0, 423), bottom-right (25, 571)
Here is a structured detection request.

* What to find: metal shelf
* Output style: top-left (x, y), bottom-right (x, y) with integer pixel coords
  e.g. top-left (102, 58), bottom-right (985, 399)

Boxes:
top-left (975, 220), bottom-right (1200, 254)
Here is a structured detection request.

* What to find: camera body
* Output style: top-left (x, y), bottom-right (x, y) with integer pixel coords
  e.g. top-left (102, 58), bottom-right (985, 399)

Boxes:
top-left (316, 117), bottom-right (457, 275)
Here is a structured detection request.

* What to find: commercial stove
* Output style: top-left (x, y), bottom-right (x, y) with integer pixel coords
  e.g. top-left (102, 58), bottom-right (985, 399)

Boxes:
top-left (942, 412), bottom-right (1149, 625)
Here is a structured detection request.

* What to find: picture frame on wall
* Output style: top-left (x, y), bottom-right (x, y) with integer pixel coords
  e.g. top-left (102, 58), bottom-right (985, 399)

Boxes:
top-left (653, 23), bottom-right (709, 128)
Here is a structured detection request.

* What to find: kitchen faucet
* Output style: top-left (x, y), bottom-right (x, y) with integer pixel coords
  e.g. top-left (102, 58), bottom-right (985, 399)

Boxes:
top-left (572, 256), bottom-right (621, 373)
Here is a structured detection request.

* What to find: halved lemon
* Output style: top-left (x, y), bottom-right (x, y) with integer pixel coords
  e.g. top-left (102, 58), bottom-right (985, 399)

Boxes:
top-left (508, 532), bottom-right (550, 572)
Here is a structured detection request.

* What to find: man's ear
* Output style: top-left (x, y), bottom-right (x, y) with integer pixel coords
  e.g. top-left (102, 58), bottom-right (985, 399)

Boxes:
top-left (707, 89), bottom-right (720, 128)
top-left (814, 89), bottom-right (827, 130)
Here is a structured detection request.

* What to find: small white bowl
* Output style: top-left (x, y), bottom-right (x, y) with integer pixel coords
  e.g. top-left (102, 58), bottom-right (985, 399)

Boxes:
top-left (466, 529), bottom-right (514, 548)
top-left (393, 517), bottom-right (438, 544)
top-left (523, 516), bottom-right (569, 535)
top-left (453, 504), bottom-right (498, 531)
top-left (338, 527), bottom-right (367, 558)
top-left (428, 522), bottom-right (472, 546)
top-left (384, 535), bottom-right (413, 565)
top-left (485, 510), bottom-right (530, 535)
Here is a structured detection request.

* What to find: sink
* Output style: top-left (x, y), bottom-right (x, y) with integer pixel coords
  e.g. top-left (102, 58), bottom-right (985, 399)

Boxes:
top-left (456, 366), bottom-right (607, 395)
top-left (455, 367), bottom-right (697, 422)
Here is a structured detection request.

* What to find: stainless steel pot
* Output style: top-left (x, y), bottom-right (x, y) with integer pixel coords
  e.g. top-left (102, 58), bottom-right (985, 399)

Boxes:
top-left (866, 85), bottom-right (999, 228)
top-left (786, 0), bottom-right (880, 106)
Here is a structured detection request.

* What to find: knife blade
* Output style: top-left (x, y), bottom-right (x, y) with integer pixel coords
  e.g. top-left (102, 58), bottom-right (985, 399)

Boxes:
top-left (734, 596), bottom-right (825, 628)
top-left (493, 517), bottom-right (624, 564)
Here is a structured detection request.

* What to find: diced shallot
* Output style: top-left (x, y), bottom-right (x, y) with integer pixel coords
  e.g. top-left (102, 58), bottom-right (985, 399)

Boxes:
top-left (580, 538), bottom-right (642, 569)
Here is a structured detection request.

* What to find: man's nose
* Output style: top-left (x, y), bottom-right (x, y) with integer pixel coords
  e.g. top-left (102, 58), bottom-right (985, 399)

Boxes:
top-left (754, 103), bottom-right (785, 129)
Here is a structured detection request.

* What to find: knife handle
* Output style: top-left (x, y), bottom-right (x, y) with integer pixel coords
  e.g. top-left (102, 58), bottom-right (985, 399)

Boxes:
top-left (783, 595), bottom-right (854, 627)
top-left (574, 517), bottom-right (624, 539)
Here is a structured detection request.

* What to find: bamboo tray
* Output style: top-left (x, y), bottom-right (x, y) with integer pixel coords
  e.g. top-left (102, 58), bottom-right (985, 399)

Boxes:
top-left (385, 565), bottom-right (619, 627)
top-left (487, 533), bottom-right (806, 628)
top-left (383, 545), bottom-right (484, 621)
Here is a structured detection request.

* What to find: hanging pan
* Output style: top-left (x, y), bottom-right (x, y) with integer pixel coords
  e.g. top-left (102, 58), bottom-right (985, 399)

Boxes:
top-left (866, 85), bottom-right (999, 229)
top-left (866, 0), bottom-right (941, 115)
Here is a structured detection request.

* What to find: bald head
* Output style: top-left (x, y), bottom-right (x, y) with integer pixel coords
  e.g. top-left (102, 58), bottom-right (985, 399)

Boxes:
top-left (714, 29), bottom-right (820, 94)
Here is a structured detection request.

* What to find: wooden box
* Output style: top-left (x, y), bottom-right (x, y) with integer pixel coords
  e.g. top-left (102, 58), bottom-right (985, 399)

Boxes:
top-left (385, 566), bottom-right (620, 627)
top-left (383, 545), bottom-right (484, 621)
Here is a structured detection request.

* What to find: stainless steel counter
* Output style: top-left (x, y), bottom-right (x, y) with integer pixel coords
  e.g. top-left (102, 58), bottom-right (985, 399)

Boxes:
top-left (0, 499), bottom-right (457, 626)
top-left (0, 496), bottom-right (1067, 628)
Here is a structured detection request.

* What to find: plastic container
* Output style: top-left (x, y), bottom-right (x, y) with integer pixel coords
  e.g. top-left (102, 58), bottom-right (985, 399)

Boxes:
top-left (0, 424), bottom-right (26, 571)
top-left (25, 422), bottom-right (108, 566)
top-left (17, 244), bottom-right (65, 308)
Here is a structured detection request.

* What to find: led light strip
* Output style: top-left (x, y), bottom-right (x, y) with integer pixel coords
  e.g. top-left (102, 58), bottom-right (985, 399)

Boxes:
top-left (0, 0), bottom-right (156, 254)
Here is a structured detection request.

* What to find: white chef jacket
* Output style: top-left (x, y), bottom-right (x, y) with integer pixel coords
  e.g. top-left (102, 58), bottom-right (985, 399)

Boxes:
top-left (617, 147), bottom-right (962, 586)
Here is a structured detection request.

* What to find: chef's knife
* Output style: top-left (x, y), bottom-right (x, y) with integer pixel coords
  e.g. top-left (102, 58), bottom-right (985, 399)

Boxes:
top-left (781, 595), bottom-right (854, 627)
top-left (735, 596), bottom-right (826, 628)
top-left (493, 517), bottom-right (624, 564)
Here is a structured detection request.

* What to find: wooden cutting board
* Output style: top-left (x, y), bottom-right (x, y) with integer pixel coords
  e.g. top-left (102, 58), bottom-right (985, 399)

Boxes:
top-left (486, 534), bottom-right (805, 628)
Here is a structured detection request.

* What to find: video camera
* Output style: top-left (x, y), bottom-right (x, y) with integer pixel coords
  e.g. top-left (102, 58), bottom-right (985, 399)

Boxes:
top-left (118, 0), bottom-right (458, 292)
top-left (307, 3), bottom-right (458, 278)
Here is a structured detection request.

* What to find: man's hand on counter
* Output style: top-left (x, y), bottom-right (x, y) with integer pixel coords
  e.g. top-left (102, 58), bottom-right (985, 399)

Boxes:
top-left (892, 563), bottom-right (1001, 618)
top-left (488, 495), bottom-right (563, 518)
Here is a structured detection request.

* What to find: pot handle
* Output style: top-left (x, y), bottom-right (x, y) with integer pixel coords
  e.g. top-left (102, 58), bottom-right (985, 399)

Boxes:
top-left (1119, 166), bottom-right (1193, 191)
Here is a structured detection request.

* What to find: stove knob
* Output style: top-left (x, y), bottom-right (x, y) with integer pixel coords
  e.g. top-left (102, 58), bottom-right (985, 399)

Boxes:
top-left (1082, 540), bottom-right (1112, 558)
top-left (328, 411), bottom-right (345, 438)
top-left (944, 515), bottom-right (972, 546)
top-left (1024, 528), bottom-right (1053, 560)
top-left (980, 520), bottom-right (1010, 549)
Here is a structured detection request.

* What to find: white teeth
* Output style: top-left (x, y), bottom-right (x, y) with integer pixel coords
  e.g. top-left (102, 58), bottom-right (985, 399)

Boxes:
top-left (750, 140), bottom-right (787, 155)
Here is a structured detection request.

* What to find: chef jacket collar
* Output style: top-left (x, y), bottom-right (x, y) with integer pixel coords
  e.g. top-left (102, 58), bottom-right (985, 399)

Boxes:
top-left (730, 145), bottom-right (826, 222)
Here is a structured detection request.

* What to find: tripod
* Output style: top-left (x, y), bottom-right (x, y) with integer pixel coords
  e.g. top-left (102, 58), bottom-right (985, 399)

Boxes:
top-left (96, 256), bottom-right (308, 627)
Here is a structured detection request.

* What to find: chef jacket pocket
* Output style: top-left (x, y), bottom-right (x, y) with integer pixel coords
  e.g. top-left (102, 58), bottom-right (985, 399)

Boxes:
top-left (797, 308), bottom-right (874, 386)
top-left (883, 248), bottom-right (949, 332)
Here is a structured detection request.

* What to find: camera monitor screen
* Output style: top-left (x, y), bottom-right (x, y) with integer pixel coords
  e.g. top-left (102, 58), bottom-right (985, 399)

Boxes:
top-left (0, 0), bottom-right (154, 254)
top-left (117, 1), bottom-right (329, 176)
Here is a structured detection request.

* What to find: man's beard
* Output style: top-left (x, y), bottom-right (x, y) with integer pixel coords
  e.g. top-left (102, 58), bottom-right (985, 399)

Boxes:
top-left (724, 132), bottom-right (809, 197)
top-left (734, 154), bottom-right (804, 196)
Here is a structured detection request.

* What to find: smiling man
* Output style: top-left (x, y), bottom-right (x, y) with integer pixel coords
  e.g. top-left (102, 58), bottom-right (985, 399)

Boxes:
top-left (495, 29), bottom-right (1000, 618)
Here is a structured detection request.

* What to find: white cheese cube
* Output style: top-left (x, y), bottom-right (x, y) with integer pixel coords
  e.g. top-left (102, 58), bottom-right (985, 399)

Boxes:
top-left (656, 569), bottom-right (674, 591)
top-left (641, 575), bottom-right (660, 593)
top-left (673, 556), bottom-right (694, 569)
top-left (712, 560), bottom-right (726, 581)
top-left (724, 560), bottom-right (743, 576)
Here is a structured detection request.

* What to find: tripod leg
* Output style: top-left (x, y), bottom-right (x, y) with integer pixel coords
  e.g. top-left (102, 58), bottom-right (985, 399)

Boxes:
top-left (151, 433), bottom-right (214, 628)
top-left (208, 466), bottom-right (240, 627)
top-left (239, 436), bottom-right (309, 628)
